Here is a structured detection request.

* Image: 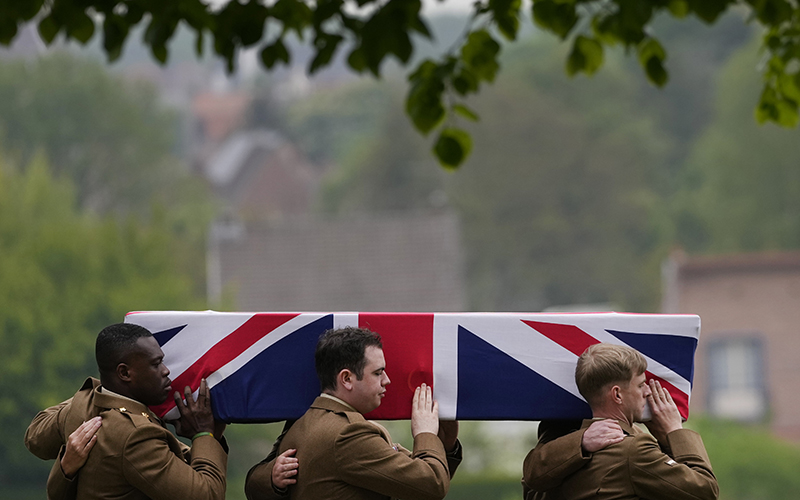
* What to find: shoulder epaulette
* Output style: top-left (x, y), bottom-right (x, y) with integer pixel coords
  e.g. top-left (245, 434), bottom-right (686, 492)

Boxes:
top-left (113, 407), bottom-right (156, 427)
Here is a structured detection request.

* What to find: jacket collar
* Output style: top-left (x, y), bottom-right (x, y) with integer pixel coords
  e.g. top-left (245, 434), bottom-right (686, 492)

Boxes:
top-left (93, 384), bottom-right (157, 421)
top-left (581, 418), bottom-right (639, 436)
top-left (311, 395), bottom-right (361, 415)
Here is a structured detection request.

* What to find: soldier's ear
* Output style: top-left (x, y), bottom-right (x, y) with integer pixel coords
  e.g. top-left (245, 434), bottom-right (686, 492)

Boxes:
top-left (338, 369), bottom-right (354, 391)
top-left (117, 362), bottom-right (132, 382)
top-left (611, 385), bottom-right (623, 404)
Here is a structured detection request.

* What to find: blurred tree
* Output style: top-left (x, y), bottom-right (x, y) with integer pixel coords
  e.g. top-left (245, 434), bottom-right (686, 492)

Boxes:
top-left (3, 0), bottom-right (800, 168)
top-left (449, 38), bottom-right (670, 312)
top-left (0, 154), bottom-right (206, 486)
top-left (675, 38), bottom-right (800, 253)
top-left (311, 36), bottom-right (671, 311)
top-left (0, 54), bottom-right (186, 214)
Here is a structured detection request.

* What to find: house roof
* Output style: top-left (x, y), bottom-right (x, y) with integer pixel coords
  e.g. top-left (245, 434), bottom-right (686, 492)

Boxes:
top-left (209, 212), bottom-right (465, 312)
top-left (672, 250), bottom-right (800, 277)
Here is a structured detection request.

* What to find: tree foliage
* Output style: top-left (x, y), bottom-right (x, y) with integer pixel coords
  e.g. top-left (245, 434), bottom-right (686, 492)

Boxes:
top-left (3, 0), bottom-right (800, 168)
top-left (674, 38), bottom-right (800, 253)
top-left (310, 36), bottom-right (672, 312)
top-left (0, 154), bottom-right (206, 484)
top-left (0, 54), bottom-right (187, 214)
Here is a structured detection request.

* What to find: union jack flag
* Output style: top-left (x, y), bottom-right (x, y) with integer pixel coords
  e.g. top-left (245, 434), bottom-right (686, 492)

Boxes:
top-left (124, 311), bottom-right (700, 422)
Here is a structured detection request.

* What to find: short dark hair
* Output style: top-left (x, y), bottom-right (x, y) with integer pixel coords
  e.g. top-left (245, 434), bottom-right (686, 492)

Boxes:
top-left (95, 323), bottom-right (154, 374)
top-left (575, 343), bottom-right (647, 407)
top-left (315, 327), bottom-right (383, 392)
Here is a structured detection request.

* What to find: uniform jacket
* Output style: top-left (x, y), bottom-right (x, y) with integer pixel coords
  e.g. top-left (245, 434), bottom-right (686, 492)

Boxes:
top-left (245, 396), bottom-right (461, 500)
top-left (522, 418), bottom-right (719, 500)
top-left (25, 378), bottom-right (227, 500)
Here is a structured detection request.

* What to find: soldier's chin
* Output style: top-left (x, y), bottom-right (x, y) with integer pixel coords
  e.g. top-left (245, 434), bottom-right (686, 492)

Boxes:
top-left (638, 401), bottom-right (652, 422)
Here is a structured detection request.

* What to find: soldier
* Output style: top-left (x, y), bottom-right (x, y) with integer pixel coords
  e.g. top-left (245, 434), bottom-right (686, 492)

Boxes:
top-left (25, 323), bottom-right (228, 500)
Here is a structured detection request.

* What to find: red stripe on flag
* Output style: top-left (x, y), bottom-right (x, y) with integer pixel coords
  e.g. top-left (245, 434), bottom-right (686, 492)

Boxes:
top-left (523, 319), bottom-right (689, 420)
top-left (150, 313), bottom-right (300, 417)
top-left (522, 320), bottom-right (600, 356)
top-left (360, 313), bottom-right (434, 420)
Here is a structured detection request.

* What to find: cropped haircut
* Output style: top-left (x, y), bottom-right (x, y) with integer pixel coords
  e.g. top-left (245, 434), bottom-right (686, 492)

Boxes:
top-left (315, 327), bottom-right (383, 392)
top-left (575, 343), bottom-right (647, 407)
top-left (95, 323), bottom-right (154, 375)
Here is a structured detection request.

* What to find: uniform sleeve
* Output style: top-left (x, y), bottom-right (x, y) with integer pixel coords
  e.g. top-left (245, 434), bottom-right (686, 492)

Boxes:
top-left (25, 399), bottom-right (72, 460)
top-left (122, 427), bottom-right (227, 500)
top-left (522, 421), bottom-right (589, 492)
top-left (629, 429), bottom-right (719, 500)
top-left (244, 421), bottom-right (293, 500)
top-left (446, 439), bottom-right (463, 479)
top-left (335, 423), bottom-right (451, 500)
top-left (45, 446), bottom-right (78, 500)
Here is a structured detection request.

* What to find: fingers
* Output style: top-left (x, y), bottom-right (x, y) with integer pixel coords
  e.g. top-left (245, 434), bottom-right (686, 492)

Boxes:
top-left (413, 384), bottom-right (434, 413)
top-left (175, 379), bottom-right (208, 411)
top-left (70, 417), bottom-right (102, 451)
top-left (197, 378), bottom-right (209, 407)
top-left (184, 385), bottom-right (194, 406)
top-left (273, 449), bottom-right (299, 488)
top-left (77, 417), bottom-right (102, 442)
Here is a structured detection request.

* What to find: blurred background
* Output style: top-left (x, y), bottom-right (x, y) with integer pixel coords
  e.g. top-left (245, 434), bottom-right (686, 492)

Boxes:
top-left (3, 4), bottom-right (800, 499)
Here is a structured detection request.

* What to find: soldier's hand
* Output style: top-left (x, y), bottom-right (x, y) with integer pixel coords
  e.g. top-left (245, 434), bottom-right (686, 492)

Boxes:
top-left (272, 449), bottom-right (299, 489)
top-left (410, 383), bottom-right (439, 438)
top-left (169, 378), bottom-right (215, 438)
top-left (61, 417), bottom-right (102, 478)
top-left (644, 379), bottom-right (682, 445)
top-left (581, 419), bottom-right (624, 453)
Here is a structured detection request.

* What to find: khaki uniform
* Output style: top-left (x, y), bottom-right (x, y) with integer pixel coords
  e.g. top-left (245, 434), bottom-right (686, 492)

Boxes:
top-left (25, 378), bottom-right (227, 500)
top-left (245, 396), bottom-right (461, 500)
top-left (522, 419), bottom-right (719, 500)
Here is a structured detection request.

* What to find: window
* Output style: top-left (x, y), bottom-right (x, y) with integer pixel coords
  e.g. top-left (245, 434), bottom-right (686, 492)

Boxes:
top-left (707, 335), bottom-right (767, 421)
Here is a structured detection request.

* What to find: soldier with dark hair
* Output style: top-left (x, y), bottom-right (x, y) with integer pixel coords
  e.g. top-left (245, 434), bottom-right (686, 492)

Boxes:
top-left (245, 327), bottom-right (462, 500)
top-left (25, 323), bottom-right (228, 500)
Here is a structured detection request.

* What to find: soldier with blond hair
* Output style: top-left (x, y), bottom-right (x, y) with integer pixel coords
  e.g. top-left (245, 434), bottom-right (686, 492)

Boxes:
top-left (523, 343), bottom-right (719, 500)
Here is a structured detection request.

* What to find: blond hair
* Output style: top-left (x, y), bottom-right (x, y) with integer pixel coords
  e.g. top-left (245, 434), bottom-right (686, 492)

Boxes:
top-left (575, 343), bottom-right (647, 406)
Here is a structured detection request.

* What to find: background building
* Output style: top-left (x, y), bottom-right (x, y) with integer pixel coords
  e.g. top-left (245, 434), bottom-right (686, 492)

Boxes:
top-left (663, 250), bottom-right (800, 439)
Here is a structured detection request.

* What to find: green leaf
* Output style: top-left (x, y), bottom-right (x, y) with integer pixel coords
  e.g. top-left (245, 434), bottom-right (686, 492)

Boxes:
top-left (38, 14), bottom-right (60, 44)
top-left (347, 47), bottom-right (367, 72)
top-left (566, 35), bottom-right (604, 76)
top-left (260, 39), bottom-right (290, 69)
top-left (638, 37), bottom-right (668, 86)
top-left (270, 0), bottom-right (313, 36)
top-left (195, 31), bottom-right (204, 57)
top-left (433, 128), bottom-right (473, 169)
top-left (103, 15), bottom-right (129, 62)
top-left (489, 0), bottom-right (522, 41)
top-left (453, 103), bottom-right (480, 122)
top-left (667, 0), bottom-right (690, 17)
top-left (452, 68), bottom-right (480, 95)
top-left (755, 85), bottom-right (797, 126)
top-left (406, 60), bottom-right (446, 134)
top-left (151, 44), bottom-right (168, 64)
top-left (310, 33), bottom-right (343, 73)
top-left (0, 18), bottom-right (17, 45)
top-left (637, 38), bottom-right (666, 67)
top-left (461, 29), bottom-right (501, 82)
top-left (644, 57), bottom-right (668, 86)
top-left (237, 2), bottom-right (268, 46)
top-left (66, 11), bottom-right (95, 44)
top-left (532, 0), bottom-right (578, 39)
top-left (751, 0), bottom-right (793, 25)
top-left (688, 0), bottom-right (730, 24)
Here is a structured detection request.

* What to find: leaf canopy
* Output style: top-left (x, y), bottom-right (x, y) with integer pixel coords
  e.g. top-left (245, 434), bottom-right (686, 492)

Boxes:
top-left (4, 0), bottom-right (800, 168)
